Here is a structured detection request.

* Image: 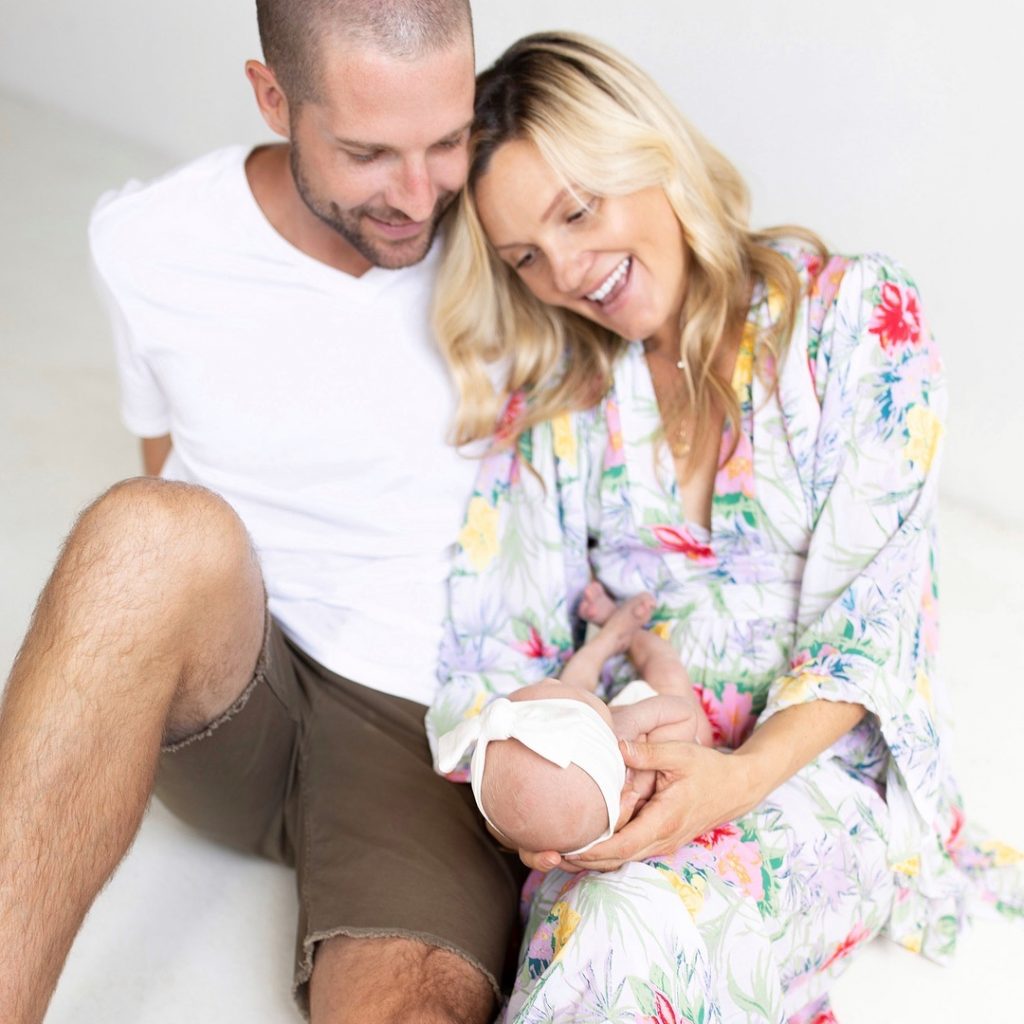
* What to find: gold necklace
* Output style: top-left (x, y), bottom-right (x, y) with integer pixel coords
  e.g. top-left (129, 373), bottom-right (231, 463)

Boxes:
top-left (646, 352), bottom-right (692, 459)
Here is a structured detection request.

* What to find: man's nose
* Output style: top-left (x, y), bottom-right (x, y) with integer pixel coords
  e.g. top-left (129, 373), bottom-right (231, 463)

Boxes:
top-left (385, 157), bottom-right (437, 222)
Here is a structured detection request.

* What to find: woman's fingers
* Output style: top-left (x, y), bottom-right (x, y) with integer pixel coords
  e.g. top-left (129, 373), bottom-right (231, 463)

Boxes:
top-left (619, 737), bottom-right (695, 773)
top-left (519, 849), bottom-right (562, 871)
top-left (573, 789), bottom-right (685, 868)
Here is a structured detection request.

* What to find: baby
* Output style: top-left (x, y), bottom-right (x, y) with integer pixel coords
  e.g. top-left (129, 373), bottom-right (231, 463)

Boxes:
top-left (437, 583), bottom-right (713, 856)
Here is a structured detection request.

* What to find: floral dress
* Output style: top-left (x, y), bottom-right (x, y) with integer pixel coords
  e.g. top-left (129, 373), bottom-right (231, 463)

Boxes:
top-left (427, 249), bottom-right (1022, 1022)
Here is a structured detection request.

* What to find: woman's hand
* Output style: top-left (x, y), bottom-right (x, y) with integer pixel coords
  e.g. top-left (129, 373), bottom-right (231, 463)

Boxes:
top-left (517, 701), bottom-right (866, 873)
top-left (563, 739), bottom-right (759, 872)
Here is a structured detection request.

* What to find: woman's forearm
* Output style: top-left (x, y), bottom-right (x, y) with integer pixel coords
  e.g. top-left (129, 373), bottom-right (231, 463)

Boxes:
top-left (732, 700), bottom-right (866, 810)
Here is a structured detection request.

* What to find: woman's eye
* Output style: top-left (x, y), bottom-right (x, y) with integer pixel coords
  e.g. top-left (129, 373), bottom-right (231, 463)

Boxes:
top-left (514, 251), bottom-right (536, 271)
top-left (567, 198), bottom-right (598, 224)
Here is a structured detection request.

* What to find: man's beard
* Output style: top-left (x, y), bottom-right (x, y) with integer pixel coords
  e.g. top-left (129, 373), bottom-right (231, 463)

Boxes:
top-left (290, 142), bottom-right (454, 270)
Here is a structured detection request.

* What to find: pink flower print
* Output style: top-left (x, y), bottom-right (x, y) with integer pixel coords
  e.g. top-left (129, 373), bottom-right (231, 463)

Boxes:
top-left (716, 430), bottom-right (755, 498)
top-left (712, 830), bottom-right (764, 902)
top-left (604, 396), bottom-right (626, 473)
top-left (819, 924), bottom-right (871, 972)
top-left (699, 683), bottom-right (755, 748)
top-left (643, 990), bottom-right (681, 1024)
top-left (693, 824), bottom-right (742, 850)
top-left (868, 281), bottom-right (922, 353)
top-left (693, 685), bottom-right (724, 746)
top-left (496, 390), bottom-right (526, 442)
top-left (651, 525), bottom-right (715, 564)
top-left (520, 869), bottom-right (545, 919)
top-left (945, 803), bottom-right (965, 854)
top-left (513, 626), bottom-right (559, 661)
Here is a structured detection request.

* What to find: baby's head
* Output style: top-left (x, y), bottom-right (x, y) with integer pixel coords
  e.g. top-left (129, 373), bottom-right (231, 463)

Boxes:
top-left (479, 681), bottom-right (622, 855)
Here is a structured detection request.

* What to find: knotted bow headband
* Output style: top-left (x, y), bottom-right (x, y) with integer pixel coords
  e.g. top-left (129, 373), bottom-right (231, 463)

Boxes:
top-left (436, 696), bottom-right (626, 856)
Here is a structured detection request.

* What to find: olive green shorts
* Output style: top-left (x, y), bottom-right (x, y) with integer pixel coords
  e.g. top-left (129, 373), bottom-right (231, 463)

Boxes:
top-left (155, 618), bottom-right (525, 1014)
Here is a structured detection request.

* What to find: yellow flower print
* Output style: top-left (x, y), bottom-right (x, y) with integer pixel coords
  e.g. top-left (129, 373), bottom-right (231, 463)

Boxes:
top-left (765, 282), bottom-right (785, 325)
top-left (725, 456), bottom-right (752, 480)
top-left (466, 690), bottom-right (486, 719)
top-left (549, 901), bottom-right (581, 961)
top-left (914, 669), bottom-right (933, 709)
top-left (732, 323), bottom-right (757, 398)
top-left (458, 497), bottom-right (499, 571)
top-left (891, 855), bottom-right (921, 877)
top-left (980, 840), bottom-right (1024, 867)
top-left (901, 932), bottom-right (924, 954)
top-left (552, 414), bottom-right (578, 468)
top-left (775, 671), bottom-right (827, 704)
top-left (650, 621), bottom-right (672, 642)
top-left (667, 873), bottom-right (706, 919)
top-left (903, 405), bottom-right (944, 472)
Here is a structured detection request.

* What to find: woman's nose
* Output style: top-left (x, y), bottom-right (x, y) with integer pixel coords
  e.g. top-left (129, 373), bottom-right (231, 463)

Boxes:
top-left (548, 247), bottom-right (587, 296)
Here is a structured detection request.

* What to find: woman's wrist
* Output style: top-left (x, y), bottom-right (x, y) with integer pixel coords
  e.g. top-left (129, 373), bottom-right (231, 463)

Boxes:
top-left (729, 700), bottom-right (866, 810)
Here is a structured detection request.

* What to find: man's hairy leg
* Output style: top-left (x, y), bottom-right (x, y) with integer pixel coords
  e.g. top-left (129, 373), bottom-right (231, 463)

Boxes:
top-left (0, 478), bottom-right (266, 1024)
top-left (309, 935), bottom-right (495, 1024)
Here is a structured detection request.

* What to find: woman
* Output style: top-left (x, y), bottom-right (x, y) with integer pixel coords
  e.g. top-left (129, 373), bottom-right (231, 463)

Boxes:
top-left (427, 32), bottom-right (1019, 1023)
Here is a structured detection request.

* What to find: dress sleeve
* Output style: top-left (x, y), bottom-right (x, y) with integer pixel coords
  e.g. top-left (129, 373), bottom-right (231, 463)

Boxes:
top-left (760, 254), bottom-right (948, 827)
top-left (426, 402), bottom-right (607, 779)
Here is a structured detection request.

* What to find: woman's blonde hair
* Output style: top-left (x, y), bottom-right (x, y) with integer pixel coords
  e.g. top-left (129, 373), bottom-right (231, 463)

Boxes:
top-left (436, 32), bottom-right (825, 455)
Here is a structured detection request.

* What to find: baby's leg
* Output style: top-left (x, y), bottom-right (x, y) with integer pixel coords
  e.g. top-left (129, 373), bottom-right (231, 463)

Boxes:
top-left (629, 630), bottom-right (691, 696)
top-left (577, 581), bottom-right (618, 626)
top-left (561, 592), bottom-right (655, 691)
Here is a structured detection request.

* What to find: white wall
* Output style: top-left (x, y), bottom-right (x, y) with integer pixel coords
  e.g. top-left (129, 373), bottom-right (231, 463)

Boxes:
top-left (2, 0), bottom-right (1021, 520)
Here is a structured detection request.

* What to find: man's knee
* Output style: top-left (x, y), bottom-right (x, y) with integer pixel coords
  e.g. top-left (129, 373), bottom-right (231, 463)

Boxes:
top-left (66, 477), bottom-right (258, 597)
top-left (309, 935), bottom-right (495, 1024)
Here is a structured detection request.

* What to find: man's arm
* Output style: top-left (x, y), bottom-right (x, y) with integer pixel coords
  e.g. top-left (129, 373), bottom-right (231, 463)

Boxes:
top-left (141, 435), bottom-right (172, 476)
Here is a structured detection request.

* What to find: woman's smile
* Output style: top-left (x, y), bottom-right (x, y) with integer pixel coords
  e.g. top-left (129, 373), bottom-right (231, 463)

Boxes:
top-left (475, 139), bottom-right (688, 350)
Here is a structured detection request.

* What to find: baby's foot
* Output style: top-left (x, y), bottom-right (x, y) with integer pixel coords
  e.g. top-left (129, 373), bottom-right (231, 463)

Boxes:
top-left (592, 593), bottom-right (656, 656)
top-left (579, 581), bottom-right (618, 625)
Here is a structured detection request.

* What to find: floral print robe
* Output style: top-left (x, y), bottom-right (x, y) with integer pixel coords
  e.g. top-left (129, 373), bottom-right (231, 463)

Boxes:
top-left (428, 249), bottom-right (1022, 1022)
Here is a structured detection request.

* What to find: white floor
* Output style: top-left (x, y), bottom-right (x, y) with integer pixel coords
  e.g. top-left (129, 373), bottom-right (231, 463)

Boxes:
top-left (1, 90), bottom-right (1021, 1022)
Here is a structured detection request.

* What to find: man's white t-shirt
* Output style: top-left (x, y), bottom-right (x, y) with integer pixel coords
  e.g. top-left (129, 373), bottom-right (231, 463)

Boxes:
top-left (89, 145), bottom-right (479, 705)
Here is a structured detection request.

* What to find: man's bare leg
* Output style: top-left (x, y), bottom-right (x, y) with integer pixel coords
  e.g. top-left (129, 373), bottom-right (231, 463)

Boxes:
top-left (560, 585), bottom-right (655, 690)
top-left (309, 936), bottom-right (494, 1024)
top-left (0, 478), bottom-right (266, 1024)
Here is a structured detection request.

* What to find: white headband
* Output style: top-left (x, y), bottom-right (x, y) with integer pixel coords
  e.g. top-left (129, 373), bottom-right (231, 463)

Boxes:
top-left (436, 697), bottom-right (625, 856)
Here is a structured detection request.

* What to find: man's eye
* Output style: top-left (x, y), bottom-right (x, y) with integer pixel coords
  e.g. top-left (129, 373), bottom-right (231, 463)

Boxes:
top-left (347, 151), bottom-right (380, 164)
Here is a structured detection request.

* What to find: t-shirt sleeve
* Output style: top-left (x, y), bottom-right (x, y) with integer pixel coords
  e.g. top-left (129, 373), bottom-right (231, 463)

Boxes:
top-left (89, 193), bottom-right (172, 439)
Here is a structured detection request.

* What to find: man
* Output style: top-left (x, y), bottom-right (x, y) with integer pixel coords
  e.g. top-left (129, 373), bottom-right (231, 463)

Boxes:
top-left (0, 3), bottom-right (525, 1022)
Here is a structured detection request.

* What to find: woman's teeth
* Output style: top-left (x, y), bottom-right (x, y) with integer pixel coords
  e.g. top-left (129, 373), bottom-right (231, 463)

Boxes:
top-left (586, 257), bottom-right (631, 303)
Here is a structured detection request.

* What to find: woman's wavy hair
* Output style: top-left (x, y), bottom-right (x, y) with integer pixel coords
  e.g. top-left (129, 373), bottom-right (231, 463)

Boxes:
top-left (436, 31), bottom-right (825, 455)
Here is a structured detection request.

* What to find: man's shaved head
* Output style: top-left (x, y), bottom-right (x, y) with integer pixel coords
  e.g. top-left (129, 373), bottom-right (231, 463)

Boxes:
top-left (256, 0), bottom-right (473, 104)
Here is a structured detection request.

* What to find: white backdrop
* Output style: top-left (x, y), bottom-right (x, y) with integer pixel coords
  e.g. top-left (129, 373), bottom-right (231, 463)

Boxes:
top-left (1, 0), bottom-right (1021, 518)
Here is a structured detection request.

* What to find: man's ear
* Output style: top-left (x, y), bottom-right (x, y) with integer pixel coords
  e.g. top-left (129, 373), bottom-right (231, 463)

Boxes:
top-left (245, 60), bottom-right (292, 139)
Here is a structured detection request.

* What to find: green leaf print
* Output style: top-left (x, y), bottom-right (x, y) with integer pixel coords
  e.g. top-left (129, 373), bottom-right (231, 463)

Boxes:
top-left (627, 977), bottom-right (656, 1016)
